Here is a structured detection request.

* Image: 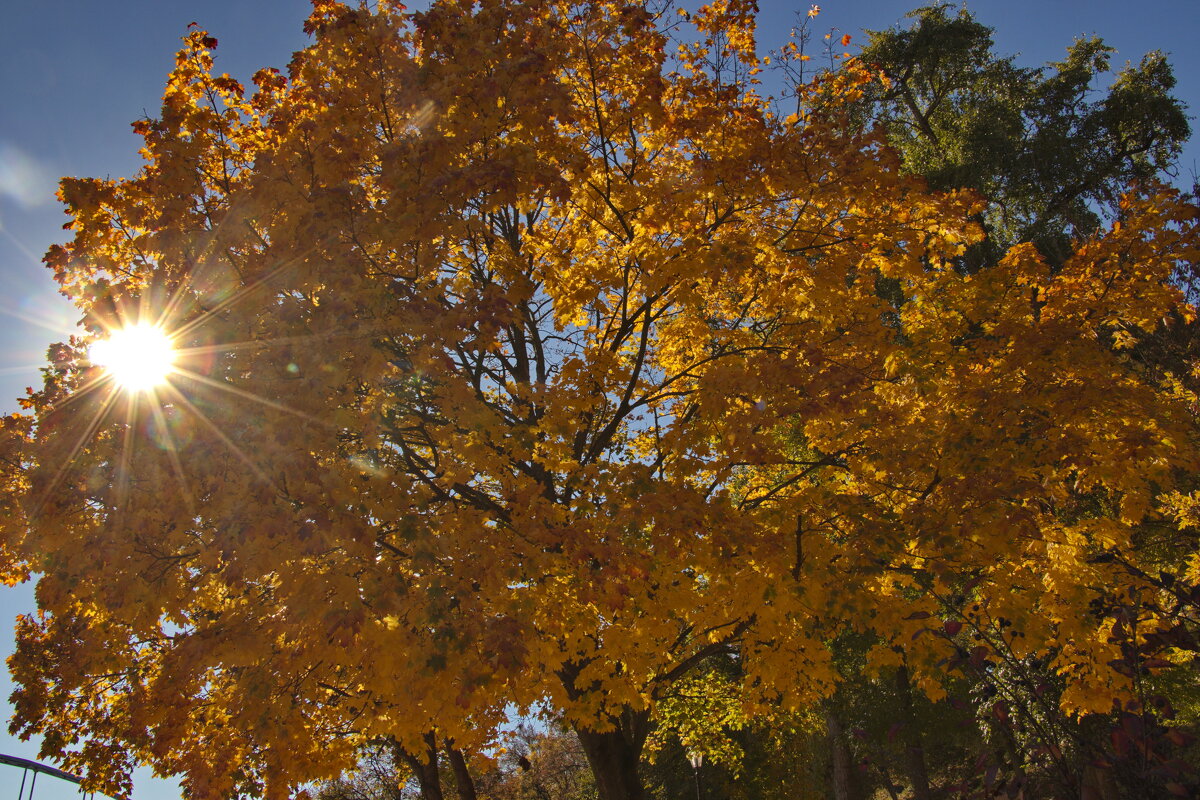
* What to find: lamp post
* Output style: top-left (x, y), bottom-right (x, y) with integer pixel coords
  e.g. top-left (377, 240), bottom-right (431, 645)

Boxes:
top-left (687, 751), bottom-right (703, 800)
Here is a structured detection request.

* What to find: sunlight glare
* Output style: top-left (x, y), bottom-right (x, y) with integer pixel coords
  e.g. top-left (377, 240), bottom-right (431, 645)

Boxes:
top-left (90, 323), bottom-right (178, 392)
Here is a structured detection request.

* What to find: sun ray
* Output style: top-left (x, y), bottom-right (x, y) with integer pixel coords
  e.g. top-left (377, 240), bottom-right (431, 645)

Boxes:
top-left (171, 259), bottom-right (298, 342)
top-left (0, 222), bottom-right (44, 263)
top-left (173, 367), bottom-right (334, 428)
top-left (39, 368), bottom-right (125, 418)
top-left (0, 307), bottom-right (77, 337)
top-left (159, 382), bottom-right (280, 490)
top-left (30, 383), bottom-right (122, 521)
top-left (0, 363), bottom-right (71, 377)
top-left (113, 390), bottom-right (138, 513)
top-left (179, 330), bottom-right (369, 358)
top-left (161, 202), bottom-right (275, 331)
top-left (151, 266), bottom-right (205, 334)
top-left (148, 398), bottom-right (196, 518)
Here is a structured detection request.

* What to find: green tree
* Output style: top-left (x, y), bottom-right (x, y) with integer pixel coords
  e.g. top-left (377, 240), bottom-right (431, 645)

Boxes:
top-left (856, 3), bottom-right (1190, 271)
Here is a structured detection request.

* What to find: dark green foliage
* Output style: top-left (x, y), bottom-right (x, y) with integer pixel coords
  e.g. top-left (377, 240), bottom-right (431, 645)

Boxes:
top-left (856, 3), bottom-right (1190, 270)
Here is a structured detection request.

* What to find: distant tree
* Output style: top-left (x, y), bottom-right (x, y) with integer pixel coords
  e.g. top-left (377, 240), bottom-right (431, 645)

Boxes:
top-left (479, 722), bottom-right (598, 800)
top-left (318, 743), bottom-right (416, 800)
top-left (856, 3), bottom-right (1190, 271)
top-left (319, 737), bottom-right (479, 800)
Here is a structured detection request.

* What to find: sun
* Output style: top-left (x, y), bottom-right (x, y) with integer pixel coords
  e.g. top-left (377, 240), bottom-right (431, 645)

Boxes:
top-left (90, 323), bottom-right (178, 392)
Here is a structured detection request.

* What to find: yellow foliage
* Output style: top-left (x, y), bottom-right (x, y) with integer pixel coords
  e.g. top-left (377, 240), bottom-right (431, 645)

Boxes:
top-left (1, 1), bottom-right (1198, 797)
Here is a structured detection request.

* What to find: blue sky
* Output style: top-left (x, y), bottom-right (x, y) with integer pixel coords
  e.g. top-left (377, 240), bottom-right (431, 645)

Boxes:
top-left (0, 1), bottom-right (1197, 797)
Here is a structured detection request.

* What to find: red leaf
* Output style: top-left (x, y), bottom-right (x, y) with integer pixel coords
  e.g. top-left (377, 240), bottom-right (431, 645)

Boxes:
top-left (969, 645), bottom-right (990, 668)
top-left (1166, 728), bottom-right (1194, 747)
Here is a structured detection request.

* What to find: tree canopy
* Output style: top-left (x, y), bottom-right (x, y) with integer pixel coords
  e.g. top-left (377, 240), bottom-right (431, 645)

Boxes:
top-left (1, 2), bottom-right (1198, 799)
top-left (855, 2), bottom-right (1191, 272)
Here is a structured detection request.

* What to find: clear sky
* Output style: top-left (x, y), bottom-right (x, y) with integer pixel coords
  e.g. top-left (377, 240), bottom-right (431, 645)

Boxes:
top-left (0, 1), bottom-right (1198, 797)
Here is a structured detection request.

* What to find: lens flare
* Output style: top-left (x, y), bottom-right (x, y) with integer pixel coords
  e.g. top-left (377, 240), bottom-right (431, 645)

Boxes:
top-left (90, 323), bottom-right (177, 392)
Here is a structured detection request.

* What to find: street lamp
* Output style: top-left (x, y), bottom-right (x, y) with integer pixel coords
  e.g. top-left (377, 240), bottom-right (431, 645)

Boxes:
top-left (687, 751), bottom-right (703, 800)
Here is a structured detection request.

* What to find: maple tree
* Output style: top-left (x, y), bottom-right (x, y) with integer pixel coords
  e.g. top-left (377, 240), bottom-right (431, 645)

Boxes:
top-left (1, 2), bottom-right (1199, 799)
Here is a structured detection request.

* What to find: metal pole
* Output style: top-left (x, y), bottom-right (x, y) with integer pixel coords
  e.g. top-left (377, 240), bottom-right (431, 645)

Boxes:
top-left (2, 753), bottom-right (98, 799)
top-left (0, 755), bottom-right (85, 786)
top-left (693, 767), bottom-right (701, 800)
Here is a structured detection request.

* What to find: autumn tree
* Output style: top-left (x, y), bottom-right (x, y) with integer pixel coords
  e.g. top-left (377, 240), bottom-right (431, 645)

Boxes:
top-left (2, 2), bottom-right (1198, 800)
top-left (843, 7), bottom-right (1200, 796)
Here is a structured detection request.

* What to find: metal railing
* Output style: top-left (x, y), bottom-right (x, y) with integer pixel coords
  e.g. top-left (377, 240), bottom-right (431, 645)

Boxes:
top-left (1, 753), bottom-right (97, 800)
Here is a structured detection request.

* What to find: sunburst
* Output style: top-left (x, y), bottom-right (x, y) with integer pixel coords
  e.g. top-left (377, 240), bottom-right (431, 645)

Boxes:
top-left (31, 262), bottom-right (349, 522)
top-left (89, 322), bottom-right (178, 392)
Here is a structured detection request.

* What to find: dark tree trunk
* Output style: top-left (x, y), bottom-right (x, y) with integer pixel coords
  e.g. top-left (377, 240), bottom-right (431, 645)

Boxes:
top-left (394, 733), bottom-right (445, 800)
top-left (895, 665), bottom-right (932, 800)
top-left (1080, 764), bottom-right (1120, 800)
top-left (825, 706), bottom-right (863, 800)
top-left (573, 711), bottom-right (649, 800)
top-left (445, 742), bottom-right (478, 800)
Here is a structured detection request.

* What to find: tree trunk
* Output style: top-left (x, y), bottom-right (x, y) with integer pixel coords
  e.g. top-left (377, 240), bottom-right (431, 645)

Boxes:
top-left (394, 734), bottom-right (445, 800)
top-left (825, 706), bottom-right (863, 800)
top-left (445, 742), bottom-right (478, 800)
top-left (895, 665), bottom-right (932, 800)
top-left (1080, 764), bottom-right (1120, 800)
top-left (573, 712), bottom-right (649, 800)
